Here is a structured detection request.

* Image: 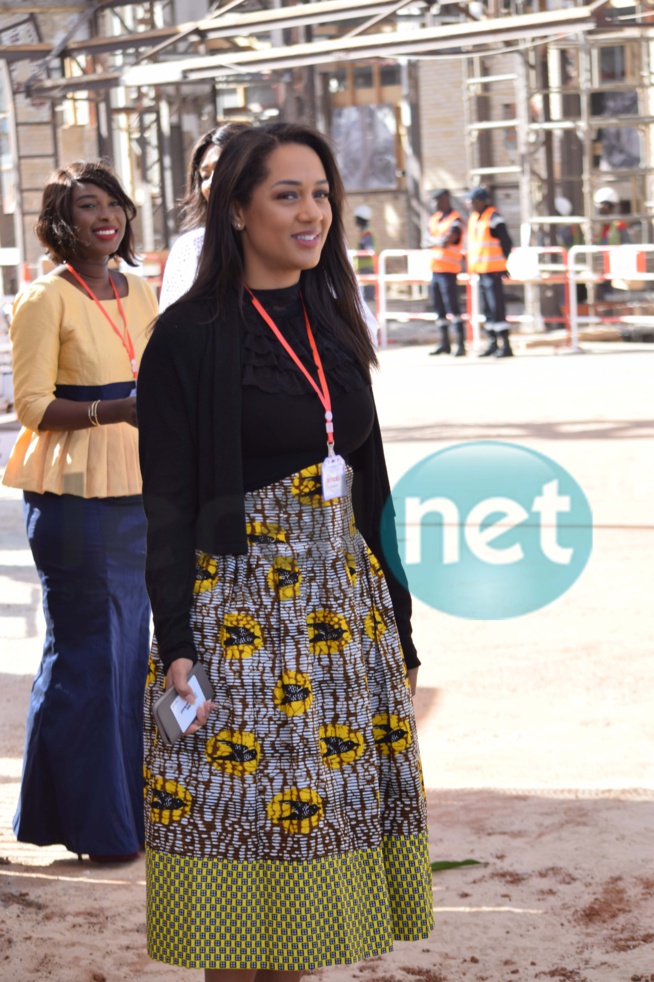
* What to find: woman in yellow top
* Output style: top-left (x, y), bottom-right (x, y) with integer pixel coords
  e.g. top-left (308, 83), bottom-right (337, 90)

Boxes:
top-left (3, 160), bottom-right (158, 861)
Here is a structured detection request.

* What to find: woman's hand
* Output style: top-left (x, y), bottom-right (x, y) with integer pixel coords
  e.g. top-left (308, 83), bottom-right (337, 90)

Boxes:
top-left (166, 658), bottom-right (215, 736)
top-left (38, 395), bottom-right (138, 431)
top-left (407, 667), bottom-right (419, 696)
top-left (99, 396), bottom-right (137, 428)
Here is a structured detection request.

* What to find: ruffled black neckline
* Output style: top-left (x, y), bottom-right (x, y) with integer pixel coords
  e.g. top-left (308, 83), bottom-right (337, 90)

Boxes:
top-left (241, 284), bottom-right (367, 397)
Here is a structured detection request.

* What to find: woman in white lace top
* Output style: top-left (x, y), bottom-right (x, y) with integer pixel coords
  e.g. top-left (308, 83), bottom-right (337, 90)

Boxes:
top-left (159, 122), bottom-right (249, 311)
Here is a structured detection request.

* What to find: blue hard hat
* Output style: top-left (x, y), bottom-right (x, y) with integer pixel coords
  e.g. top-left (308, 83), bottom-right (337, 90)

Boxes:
top-left (468, 187), bottom-right (490, 201)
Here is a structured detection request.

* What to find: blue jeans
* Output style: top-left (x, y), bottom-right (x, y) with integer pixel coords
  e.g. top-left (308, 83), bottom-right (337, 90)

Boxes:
top-left (430, 272), bottom-right (462, 326)
top-left (479, 272), bottom-right (508, 331)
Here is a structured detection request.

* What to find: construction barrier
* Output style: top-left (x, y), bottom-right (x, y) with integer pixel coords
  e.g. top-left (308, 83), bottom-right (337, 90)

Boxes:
top-left (289, 242), bottom-right (651, 350)
top-left (348, 249), bottom-right (380, 312)
top-left (502, 244), bottom-right (570, 337)
top-left (375, 247), bottom-right (570, 349)
top-left (139, 250), bottom-right (170, 296)
top-left (567, 244), bottom-right (654, 352)
top-left (376, 249), bottom-right (438, 347)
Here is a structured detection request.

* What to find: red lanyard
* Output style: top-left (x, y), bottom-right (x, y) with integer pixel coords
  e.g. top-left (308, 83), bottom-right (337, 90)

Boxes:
top-left (246, 287), bottom-right (335, 455)
top-left (65, 263), bottom-right (138, 379)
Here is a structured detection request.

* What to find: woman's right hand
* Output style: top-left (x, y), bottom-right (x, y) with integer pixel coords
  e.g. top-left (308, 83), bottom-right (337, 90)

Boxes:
top-left (166, 658), bottom-right (215, 736)
top-left (99, 396), bottom-right (137, 427)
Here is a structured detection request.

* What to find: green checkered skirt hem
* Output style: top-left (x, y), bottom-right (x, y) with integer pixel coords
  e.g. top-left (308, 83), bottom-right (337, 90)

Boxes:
top-left (146, 832), bottom-right (433, 970)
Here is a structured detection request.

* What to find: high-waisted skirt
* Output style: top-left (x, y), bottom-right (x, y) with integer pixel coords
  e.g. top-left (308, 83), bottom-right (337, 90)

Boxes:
top-left (15, 491), bottom-right (150, 856)
top-left (144, 464), bottom-right (433, 971)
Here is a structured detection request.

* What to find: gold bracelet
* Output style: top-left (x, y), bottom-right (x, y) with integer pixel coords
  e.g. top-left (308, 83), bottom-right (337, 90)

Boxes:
top-left (88, 400), bottom-right (101, 427)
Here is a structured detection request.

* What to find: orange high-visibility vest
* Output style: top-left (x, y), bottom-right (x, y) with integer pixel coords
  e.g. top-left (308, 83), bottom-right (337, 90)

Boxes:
top-left (429, 210), bottom-right (463, 273)
top-left (467, 207), bottom-right (507, 273)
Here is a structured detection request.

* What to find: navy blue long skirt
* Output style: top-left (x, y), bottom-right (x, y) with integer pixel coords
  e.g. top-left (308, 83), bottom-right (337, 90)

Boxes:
top-left (14, 492), bottom-right (150, 857)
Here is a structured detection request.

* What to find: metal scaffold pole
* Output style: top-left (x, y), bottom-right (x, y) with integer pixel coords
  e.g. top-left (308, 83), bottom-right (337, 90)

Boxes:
top-left (516, 42), bottom-right (540, 331)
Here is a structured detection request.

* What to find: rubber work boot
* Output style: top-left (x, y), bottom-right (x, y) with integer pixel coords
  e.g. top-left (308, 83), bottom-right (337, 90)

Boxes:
top-left (478, 330), bottom-right (497, 357)
top-left (453, 322), bottom-right (466, 357)
top-left (494, 330), bottom-right (513, 358)
top-left (430, 323), bottom-right (451, 355)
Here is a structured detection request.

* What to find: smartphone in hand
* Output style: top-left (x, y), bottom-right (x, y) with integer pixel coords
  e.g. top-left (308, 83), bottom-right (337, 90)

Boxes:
top-left (152, 663), bottom-right (214, 744)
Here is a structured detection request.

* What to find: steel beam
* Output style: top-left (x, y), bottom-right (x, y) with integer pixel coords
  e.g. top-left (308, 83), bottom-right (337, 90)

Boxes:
top-left (23, 6), bottom-right (598, 97)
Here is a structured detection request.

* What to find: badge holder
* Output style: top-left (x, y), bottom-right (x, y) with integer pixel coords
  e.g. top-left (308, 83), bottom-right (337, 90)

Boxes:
top-left (321, 453), bottom-right (347, 501)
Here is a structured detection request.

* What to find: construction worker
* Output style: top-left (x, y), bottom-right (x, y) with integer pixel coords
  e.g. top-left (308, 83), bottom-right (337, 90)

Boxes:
top-left (427, 189), bottom-right (465, 357)
top-left (594, 187), bottom-right (630, 301)
top-left (594, 187), bottom-right (630, 245)
top-left (554, 196), bottom-right (584, 251)
top-left (353, 204), bottom-right (376, 302)
top-left (466, 187), bottom-right (514, 358)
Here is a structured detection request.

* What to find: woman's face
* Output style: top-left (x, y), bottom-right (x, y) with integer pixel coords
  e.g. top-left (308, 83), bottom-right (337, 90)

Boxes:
top-left (70, 182), bottom-right (127, 260)
top-left (199, 145), bottom-right (221, 203)
top-left (234, 142), bottom-right (332, 289)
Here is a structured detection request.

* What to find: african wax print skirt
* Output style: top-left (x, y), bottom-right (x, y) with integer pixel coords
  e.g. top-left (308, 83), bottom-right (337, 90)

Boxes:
top-left (144, 463), bottom-right (433, 971)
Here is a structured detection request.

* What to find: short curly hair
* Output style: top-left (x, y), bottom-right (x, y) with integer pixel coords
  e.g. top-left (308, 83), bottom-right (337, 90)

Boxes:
top-left (36, 160), bottom-right (138, 266)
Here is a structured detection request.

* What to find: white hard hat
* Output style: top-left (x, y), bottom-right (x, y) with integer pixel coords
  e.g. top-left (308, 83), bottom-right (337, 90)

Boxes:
top-left (594, 187), bottom-right (620, 206)
top-left (354, 205), bottom-right (372, 221)
top-left (554, 196), bottom-right (572, 217)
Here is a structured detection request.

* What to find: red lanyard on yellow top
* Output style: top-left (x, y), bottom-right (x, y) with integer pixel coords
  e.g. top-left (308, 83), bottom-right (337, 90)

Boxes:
top-left (246, 286), bottom-right (335, 456)
top-left (65, 263), bottom-right (138, 379)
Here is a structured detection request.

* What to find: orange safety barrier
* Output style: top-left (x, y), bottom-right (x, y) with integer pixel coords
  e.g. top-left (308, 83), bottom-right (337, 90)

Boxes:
top-left (603, 248), bottom-right (647, 279)
top-left (568, 244), bottom-right (654, 352)
top-left (504, 245), bottom-right (570, 336)
top-left (376, 247), bottom-right (570, 348)
top-left (140, 250), bottom-right (170, 295)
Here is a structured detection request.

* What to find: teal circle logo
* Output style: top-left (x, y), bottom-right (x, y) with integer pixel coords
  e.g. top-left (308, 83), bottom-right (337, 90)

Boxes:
top-left (381, 441), bottom-right (593, 619)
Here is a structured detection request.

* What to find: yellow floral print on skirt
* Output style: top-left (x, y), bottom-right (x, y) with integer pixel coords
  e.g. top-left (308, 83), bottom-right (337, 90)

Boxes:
top-left (144, 463), bottom-right (433, 971)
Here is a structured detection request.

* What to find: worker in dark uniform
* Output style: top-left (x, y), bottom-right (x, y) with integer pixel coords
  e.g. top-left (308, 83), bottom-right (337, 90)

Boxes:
top-left (353, 205), bottom-right (376, 303)
top-left (466, 187), bottom-right (514, 358)
top-left (428, 189), bottom-right (466, 357)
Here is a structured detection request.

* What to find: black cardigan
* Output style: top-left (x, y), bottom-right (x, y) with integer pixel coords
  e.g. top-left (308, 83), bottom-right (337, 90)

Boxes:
top-left (137, 296), bottom-right (418, 672)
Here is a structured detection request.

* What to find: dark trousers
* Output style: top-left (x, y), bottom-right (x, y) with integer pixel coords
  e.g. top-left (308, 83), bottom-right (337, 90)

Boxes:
top-left (431, 272), bottom-right (462, 325)
top-left (479, 272), bottom-right (508, 330)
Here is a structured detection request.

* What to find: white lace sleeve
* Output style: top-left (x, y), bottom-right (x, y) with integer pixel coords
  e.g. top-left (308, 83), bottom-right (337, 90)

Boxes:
top-left (159, 228), bottom-right (206, 312)
top-left (360, 291), bottom-right (379, 347)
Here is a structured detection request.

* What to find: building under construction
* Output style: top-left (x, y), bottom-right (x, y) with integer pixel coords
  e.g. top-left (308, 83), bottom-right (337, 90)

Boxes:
top-left (0, 0), bottom-right (651, 296)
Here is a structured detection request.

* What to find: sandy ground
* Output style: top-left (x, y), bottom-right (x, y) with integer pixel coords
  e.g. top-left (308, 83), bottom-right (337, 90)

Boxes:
top-left (0, 340), bottom-right (653, 982)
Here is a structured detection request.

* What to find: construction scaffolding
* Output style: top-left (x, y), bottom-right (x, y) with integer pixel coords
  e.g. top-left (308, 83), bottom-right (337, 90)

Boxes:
top-left (464, 7), bottom-right (654, 244)
top-left (1, 0), bottom-right (653, 320)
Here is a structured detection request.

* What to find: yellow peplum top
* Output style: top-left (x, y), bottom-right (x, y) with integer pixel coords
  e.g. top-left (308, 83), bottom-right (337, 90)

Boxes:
top-left (2, 272), bottom-right (159, 498)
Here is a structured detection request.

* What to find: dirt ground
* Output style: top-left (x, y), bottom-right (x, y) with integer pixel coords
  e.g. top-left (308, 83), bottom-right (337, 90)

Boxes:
top-left (0, 341), bottom-right (652, 982)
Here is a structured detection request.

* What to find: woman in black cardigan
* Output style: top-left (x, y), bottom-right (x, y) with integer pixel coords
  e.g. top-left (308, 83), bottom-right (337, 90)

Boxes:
top-left (137, 122), bottom-right (432, 982)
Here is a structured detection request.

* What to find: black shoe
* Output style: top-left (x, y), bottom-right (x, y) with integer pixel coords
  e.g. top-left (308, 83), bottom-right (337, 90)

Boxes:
top-left (478, 336), bottom-right (498, 357)
top-left (453, 324), bottom-right (466, 357)
top-left (430, 324), bottom-right (451, 355)
top-left (495, 330), bottom-right (513, 358)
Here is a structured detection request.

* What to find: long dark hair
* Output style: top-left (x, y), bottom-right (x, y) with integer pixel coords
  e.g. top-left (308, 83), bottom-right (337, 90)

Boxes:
top-left (185, 122), bottom-right (377, 372)
top-left (36, 159), bottom-right (138, 265)
top-left (178, 122), bottom-right (250, 232)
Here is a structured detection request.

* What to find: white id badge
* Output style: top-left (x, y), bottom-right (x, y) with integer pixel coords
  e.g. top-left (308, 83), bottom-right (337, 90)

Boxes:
top-left (321, 454), bottom-right (347, 501)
